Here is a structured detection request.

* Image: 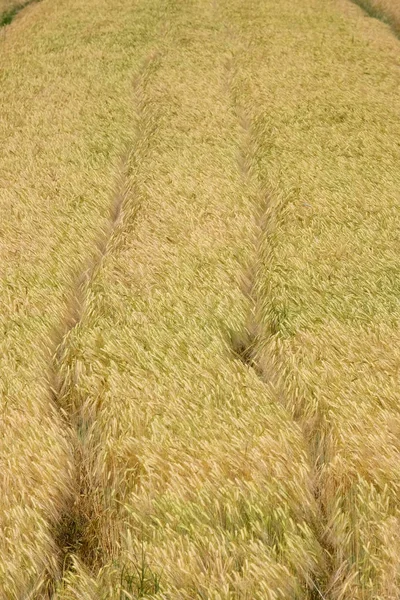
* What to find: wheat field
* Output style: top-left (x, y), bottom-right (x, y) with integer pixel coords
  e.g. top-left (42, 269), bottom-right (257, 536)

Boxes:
top-left (1, 0), bottom-right (400, 598)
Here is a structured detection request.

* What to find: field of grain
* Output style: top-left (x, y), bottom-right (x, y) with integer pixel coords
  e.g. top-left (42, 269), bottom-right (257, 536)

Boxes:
top-left (1, 0), bottom-right (400, 598)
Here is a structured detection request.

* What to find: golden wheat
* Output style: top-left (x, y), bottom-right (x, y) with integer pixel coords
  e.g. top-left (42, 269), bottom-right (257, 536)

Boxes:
top-left (52, 2), bottom-right (323, 597)
top-left (1, 0), bottom-right (400, 598)
top-left (54, 0), bottom-right (400, 598)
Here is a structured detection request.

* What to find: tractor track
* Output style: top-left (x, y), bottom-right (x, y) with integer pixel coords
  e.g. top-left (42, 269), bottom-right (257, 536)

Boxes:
top-left (225, 50), bottom-right (338, 600)
top-left (42, 50), bottom-right (162, 594)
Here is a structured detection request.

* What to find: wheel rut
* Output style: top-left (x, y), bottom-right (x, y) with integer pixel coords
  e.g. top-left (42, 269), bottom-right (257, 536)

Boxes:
top-left (43, 50), bottom-right (162, 594)
top-left (225, 51), bottom-right (338, 600)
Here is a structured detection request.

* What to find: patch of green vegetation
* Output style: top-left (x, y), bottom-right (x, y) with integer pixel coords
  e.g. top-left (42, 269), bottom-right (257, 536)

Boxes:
top-left (0, 0), bottom-right (39, 28)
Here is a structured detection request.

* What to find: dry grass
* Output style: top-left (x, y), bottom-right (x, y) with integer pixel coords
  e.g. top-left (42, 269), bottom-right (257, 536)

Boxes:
top-left (1, 0), bottom-right (400, 598)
